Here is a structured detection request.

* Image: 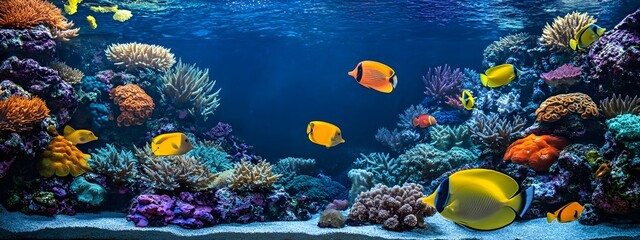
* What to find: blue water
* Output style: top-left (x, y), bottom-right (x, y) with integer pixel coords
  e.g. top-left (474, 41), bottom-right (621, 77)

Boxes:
top-left (65, 0), bottom-right (640, 179)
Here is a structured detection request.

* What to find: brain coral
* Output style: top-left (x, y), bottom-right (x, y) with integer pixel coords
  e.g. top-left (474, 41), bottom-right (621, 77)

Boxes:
top-left (110, 84), bottom-right (155, 127)
top-left (105, 42), bottom-right (176, 71)
top-left (542, 11), bottom-right (596, 51)
top-left (535, 93), bottom-right (599, 123)
top-left (37, 135), bottom-right (92, 177)
top-left (0, 95), bottom-right (50, 132)
top-left (503, 134), bottom-right (569, 171)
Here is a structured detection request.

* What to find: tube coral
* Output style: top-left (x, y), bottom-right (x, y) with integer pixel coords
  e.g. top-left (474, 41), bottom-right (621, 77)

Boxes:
top-left (0, 95), bottom-right (50, 132)
top-left (542, 12), bottom-right (596, 51)
top-left (105, 42), bottom-right (176, 71)
top-left (110, 84), bottom-right (155, 127)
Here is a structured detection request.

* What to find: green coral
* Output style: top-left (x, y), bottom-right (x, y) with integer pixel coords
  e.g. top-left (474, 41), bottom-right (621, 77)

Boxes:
top-left (284, 175), bottom-right (347, 202)
top-left (606, 114), bottom-right (640, 151)
top-left (429, 124), bottom-right (473, 151)
top-left (71, 176), bottom-right (106, 206)
top-left (399, 144), bottom-right (478, 184)
top-left (33, 191), bottom-right (55, 207)
top-left (89, 144), bottom-right (138, 185)
top-left (354, 152), bottom-right (407, 186)
top-left (187, 142), bottom-right (232, 173)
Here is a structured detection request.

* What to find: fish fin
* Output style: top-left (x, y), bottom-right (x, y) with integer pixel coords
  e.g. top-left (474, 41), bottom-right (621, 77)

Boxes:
top-left (570, 39), bottom-right (578, 51)
top-left (546, 212), bottom-right (556, 223)
top-left (479, 74), bottom-right (490, 87)
top-left (412, 118), bottom-right (418, 127)
top-left (421, 191), bottom-right (437, 207)
top-left (306, 122), bottom-right (314, 135)
top-left (390, 75), bottom-right (398, 88)
top-left (597, 27), bottom-right (606, 36)
top-left (371, 83), bottom-right (394, 93)
top-left (63, 126), bottom-right (75, 136)
top-left (509, 186), bottom-right (535, 218)
top-left (458, 207), bottom-right (518, 231)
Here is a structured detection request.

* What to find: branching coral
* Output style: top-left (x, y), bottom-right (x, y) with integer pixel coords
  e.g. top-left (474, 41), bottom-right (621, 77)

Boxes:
top-left (160, 60), bottom-right (221, 121)
top-left (273, 157), bottom-right (316, 182)
top-left (110, 84), bottom-right (155, 127)
top-left (0, 95), bottom-right (50, 132)
top-left (229, 159), bottom-right (281, 191)
top-left (482, 32), bottom-right (536, 68)
top-left (397, 105), bottom-right (429, 128)
top-left (422, 65), bottom-right (463, 101)
top-left (535, 93), bottom-right (599, 123)
top-left (375, 127), bottom-right (420, 152)
top-left (0, 0), bottom-right (74, 30)
top-left (429, 124), bottom-right (473, 151)
top-left (542, 11), bottom-right (596, 51)
top-left (187, 141), bottom-right (232, 173)
top-left (141, 154), bottom-right (217, 191)
top-left (600, 94), bottom-right (640, 118)
top-left (89, 144), bottom-right (138, 185)
top-left (354, 152), bottom-right (407, 186)
top-left (540, 64), bottom-right (582, 87)
top-left (398, 144), bottom-right (477, 184)
top-left (51, 27), bottom-right (79, 41)
top-left (50, 62), bottom-right (84, 84)
top-left (347, 183), bottom-right (436, 231)
top-left (467, 112), bottom-right (526, 150)
top-left (503, 134), bottom-right (569, 171)
top-left (105, 42), bottom-right (176, 71)
top-left (38, 136), bottom-right (92, 177)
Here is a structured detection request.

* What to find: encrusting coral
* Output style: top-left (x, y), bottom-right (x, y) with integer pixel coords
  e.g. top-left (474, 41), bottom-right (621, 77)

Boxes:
top-left (89, 144), bottom-right (138, 185)
top-left (229, 159), bottom-right (281, 191)
top-left (503, 134), bottom-right (569, 171)
top-left (110, 84), bottom-right (155, 127)
top-left (535, 93), bottom-right (599, 123)
top-left (542, 11), bottom-right (596, 51)
top-left (318, 209), bottom-right (345, 228)
top-left (347, 183), bottom-right (436, 231)
top-left (105, 42), bottom-right (176, 71)
top-left (0, 0), bottom-right (75, 30)
top-left (0, 95), bottom-right (50, 132)
top-left (600, 94), bottom-right (640, 118)
top-left (49, 62), bottom-right (84, 85)
top-left (37, 135), bottom-right (92, 177)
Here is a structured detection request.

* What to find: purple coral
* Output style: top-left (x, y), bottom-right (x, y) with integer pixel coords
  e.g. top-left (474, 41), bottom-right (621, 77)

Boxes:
top-left (540, 64), bottom-right (581, 87)
top-left (205, 122), bottom-right (233, 139)
top-left (422, 65), bottom-right (463, 101)
top-left (127, 194), bottom-right (176, 227)
top-left (0, 26), bottom-right (56, 60)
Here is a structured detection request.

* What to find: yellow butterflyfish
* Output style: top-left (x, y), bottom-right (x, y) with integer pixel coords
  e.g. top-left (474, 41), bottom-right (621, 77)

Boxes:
top-left (151, 132), bottom-right (194, 156)
top-left (480, 64), bottom-right (522, 88)
top-left (63, 125), bottom-right (98, 145)
top-left (570, 24), bottom-right (606, 51)
top-left (307, 121), bottom-right (345, 148)
top-left (422, 168), bottom-right (534, 231)
top-left (90, 5), bottom-right (119, 13)
top-left (86, 15), bottom-right (97, 29)
top-left (348, 60), bottom-right (398, 93)
top-left (113, 9), bottom-right (133, 22)
top-left (459, 90), bottom-right (475, 110)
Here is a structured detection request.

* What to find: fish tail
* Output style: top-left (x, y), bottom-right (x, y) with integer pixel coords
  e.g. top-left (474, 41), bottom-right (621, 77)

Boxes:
top-left (479, 74), bottom-right (489, 87)
top-left (570, 39), bottom-right (578, 51)
top-left (546, 212), bottom-right (556, 223)
top-left (508, 186), bottom-right (534, 218)
top-left (390, 75), bottom-right (398, 88)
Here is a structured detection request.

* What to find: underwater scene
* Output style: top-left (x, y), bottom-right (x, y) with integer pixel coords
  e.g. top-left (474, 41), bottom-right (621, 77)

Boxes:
top-left (2, 0), bottom-right (640, 239)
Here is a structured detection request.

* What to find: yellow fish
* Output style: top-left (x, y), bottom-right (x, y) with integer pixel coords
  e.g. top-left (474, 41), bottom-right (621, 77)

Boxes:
top-left (459, 90), bottom-right (475, 110)
top-left (113, 9), bottom-right (133, 22)
top-left (547, 202), bottom-right (585, 223)
top-left (86, 16), bottom-right (97, 29)
top-left (480, 64), bottom-right (522, 88)
top-left (348, 60), bottom-right (398, 93)
top-left (151, 132), bottom-right (194, 156)
top-left (90, 5), bottom-right (119, 13)
top-left (63, 126), bottom-right (98, 145)
top-left (307, 121), bottom-right (345, 148)
top-left (570, 24), bottom-right (606, 51)
top-left (422, 168), bottom-right (534, 231)
top-left (63, 0), bottom-right (82, 15)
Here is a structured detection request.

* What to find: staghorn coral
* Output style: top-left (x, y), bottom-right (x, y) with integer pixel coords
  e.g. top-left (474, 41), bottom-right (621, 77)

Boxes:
top-left (37, 136), bottom-right (92, 177)
top-left (399, 144), bottom-right (477, 184)
top-left (110, 84), bottom-right (155, 127)
top-left (375, 127), bottom-right (420, 153)
top-left (160, 60), bottom-right (221, 121)
top-left (49, 62), bottom-right (84, 84)
top-left (141, 154), bottom-right (217, 191)
top-left (422, 65), bottom-right (463, 101)
top-left (0, 95), bottom-right (50, 132)
top-left (503, 134), bottom-right (569, 171)
top-left (429, 124), bottom-right (473, 151)
top-left (229, 159), bottom-right (281, 191)
top-left (535, 93), bottom-right (599, 123)
top-left (347, 183), bottom-right (436, 231)
top-left (347, 169), bottom-right (373, 203)
top-left (105, 42), bottom-right (176, 71)
top-left (0, 0), bottom-right (74, 30)
top-left (542, 11), bottom-right (596, 51)
top-left (273, 157), bottom-right (316, 182)
top-left (89, 144), bottom-right (138, 185)
top-left (354, 152), bottom-right (407, 186)
top-left (600, 94), bottom-right (640, 119)
top-left (467, 112), bottom-right (526, 151)
top-left (397, 105), bottom-right (429, 128)
top-left (540, 64), bottom-right (582, 87)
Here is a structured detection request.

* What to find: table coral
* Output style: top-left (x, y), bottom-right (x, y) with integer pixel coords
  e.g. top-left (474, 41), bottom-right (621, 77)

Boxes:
top-left (504, 134), bottom-right (569, 171)
top-left (110, 84), bottom-right (154, 127)
top-left (38, 135), bottom-right (92, 177)
top-left (0, 95), bottom-right (50, 132)
top-left (535, 93), bottom-right (599, 123)
top-left (540, 64), bottom-right (581, 87)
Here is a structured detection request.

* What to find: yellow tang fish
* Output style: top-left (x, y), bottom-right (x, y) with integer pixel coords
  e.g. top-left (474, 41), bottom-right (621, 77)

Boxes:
top-left (547, 202), bottom-right (585, 223)
top-left (348, 60), bottom-right (398, 93)
top-left (480, 64), bottom-right (522, 88)
top-left (86, 15), bottom-right (97, 29)
top-left (151, 132), bottom-right (194, 156)
top-left (459, 90), bottom-right (475, 110)
top-left (63, 125), bottom-right (98, 145)
top-left (570, 24), bottom-right (606, 51)
top-left (307, 121), bottom-right (345, 148)
top-left (422, 168), bottom-right (535, 231)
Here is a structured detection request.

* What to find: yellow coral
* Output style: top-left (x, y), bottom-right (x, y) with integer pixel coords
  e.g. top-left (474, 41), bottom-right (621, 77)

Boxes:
top-left (535, 93), bottom-right (599, 123)
top-left (113, 9), bottom-right (132, 22)
top-left (105, 42), bottom-right (176, 71)
top-left (91, 5), bottom-right (118, 13)
top-left (229, 159), bottom-right (281, 190)
top-left (38, 136), bottom-right (92, 177)
top-left (50, 61), bottom-right (84, 84)
top-left (542, 12), bottom-right (596, 51)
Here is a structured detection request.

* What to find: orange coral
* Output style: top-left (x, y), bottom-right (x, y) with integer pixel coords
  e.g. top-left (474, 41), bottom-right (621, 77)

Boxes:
top-left (0, 95), bottom-right (50, 132)
top-left (535, 93), bottom-right (599, 123)
top-left (503, 134), bottom-right (569, 171)
top-left (0, 0), bottom-right (74, 30)
top-left (110, 84), bottom-right (155, 127)
top-left (37, 136), bottom-right (92, 177)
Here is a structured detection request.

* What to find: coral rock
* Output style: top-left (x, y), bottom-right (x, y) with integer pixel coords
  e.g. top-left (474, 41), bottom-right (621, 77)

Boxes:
top-left (535, 93), bottom-right (599, 123)
top-left (37, 135), bottom-right (92, 177)
top-left (110, 84), bottom-right (154, 127)
top-left (318, 209), bottom-right (345, 228)
top-left (503, 134), bottom-right (569, 171)
top-left (0, 95), bottom-right (50, 132)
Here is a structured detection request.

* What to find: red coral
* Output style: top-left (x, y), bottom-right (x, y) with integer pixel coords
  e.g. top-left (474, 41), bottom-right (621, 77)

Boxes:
top-left (503, 134), bottom-right (569, 171)
top-left (109, 84), bottom-right (154, 127)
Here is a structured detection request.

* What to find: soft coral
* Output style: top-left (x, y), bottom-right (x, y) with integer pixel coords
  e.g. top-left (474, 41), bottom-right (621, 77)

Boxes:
top-left (503, 134), bottom-right (569, 171)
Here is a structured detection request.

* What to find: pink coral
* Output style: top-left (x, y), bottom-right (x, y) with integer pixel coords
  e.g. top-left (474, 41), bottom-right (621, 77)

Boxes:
top-left (540, 64), bottom-right (582, 87)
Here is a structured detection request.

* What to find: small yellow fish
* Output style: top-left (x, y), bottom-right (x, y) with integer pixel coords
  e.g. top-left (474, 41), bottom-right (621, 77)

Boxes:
top-left (113, 9), bottom-right (133, 22)
top-left (63, 126), bottom-right (98, 145)
top-left (459, 90), bottom-right (475, 110)
top-left (570, 24), bottom-right (606, 51)
top-left (90, 5), bottom-right (119, 13)
top-left (480, 64), bottom-right (522, 88)
top-left (86, 15), bottom-right (97, 29)
top-left (307, 121), bottom-right (345, 148)
top-left (151, 132), bottom-right (193, 156)
top-left (63, 0), bottom-right (82, 15)
top-left (547, 202), bottom-right (585, 223)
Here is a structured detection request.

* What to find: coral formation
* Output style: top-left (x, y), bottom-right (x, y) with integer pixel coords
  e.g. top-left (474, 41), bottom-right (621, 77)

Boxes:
top-left (318, 209), bottom-right (345, 228)
top-left (38, 135), bottom-right (92, 177)
top-left (467, 112), bottom-right (526, 151)
top-left (229, 159), bottom-right (281, 191)
top-left (140, 153), bottom-right (217, 192)
top-left (70, 176), bottom-right (106, 206)
top-left (540, 64), bottom-right (581, 87)
top-left (375, 127), bottom-right (420, 152)
top-left (49, 62), bottom-right (84, 85)
top-left (399, 144), bottom-right (477, 184)
top-left (187, 142), bottom-right (232, 173)
top-left (397, 105), bottom-right (429, 128)
top-left (105, 42), bottom-right (176, 71)
top-left (429, 124), bottom-right (473, 151)
top-left (109, 84), bottom-right (155, 127)
top-left (0, 96), bottom-right (50, 132)
top-left (354, 152), bottom-right (407, 186)
top-left (4, 177), bottom-right (88, 216)
top-left (422, 65), bottom-right (463, 101)
top-left (0, 0), bottom-right (74, 30)
top-left (503, 134), bottom-right (569, 171)
top-left (535, 93), bottom-right (599, 123)
top-left (600, 94), bottom-right (640, 118)
top-left (482, 32), bottom-right (537, 68)
top-left (347, 169), bottom-right (373, 203)
top-left (347, 183), bottom-right (436, 231)
top-left (0, 26), bottom-right (56, 59)
top-left (542, 11), bottom-right (596, 51)
top-left (284, 175), bottom-right (347, 202)
top-left (273, 157), bottom-right (316, 182)
top-left (89, 144), bottom-right (138, 185)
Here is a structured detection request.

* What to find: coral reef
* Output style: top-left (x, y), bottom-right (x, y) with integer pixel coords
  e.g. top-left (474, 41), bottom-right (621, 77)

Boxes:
top-left (0, 0), bottom-right (74, 30)
top-left (347, 169), bottom-right (373, 203)
top-left (542, 11), bottom-right (596, 51)
top-left (49, 62), bottom-right (83, 85)
top-left (187, 142), bottom-right (232, 174)
top-left (105, 42), bottom-right (176, 71)
top-left (375, 127), bottom-right (420, 153)
top-left (354, 152), bottom-right (407, 186)
top-left (535, 93), bottom-right (599, 123)
top-left (37, 135), bottom-right (92, 177)
top-left (109, 84), bottom-right (155, 127)
top-left (89, 144), bottom-right (138, 185)
top-left (429, 124), bottom-right (473, 151)
top-left (318, 209), bottom-right (345, 228)
top-left (0, 95), bottom-right (50, 132)
top-left (397, 105), bottom-right (429, 128)
top-left (422, 65), bottom-right (463, 101)
top-left (140, 153), bottom-right (217, 192)
top-left (482, 32), bottom-right (537, 68)
top-left (540, 64), bottom-right (581, 87)
top-left (503, 134), bottom-right (569, 171)
top-left (273, 157), bottom-right (316, 182)
top-left (4, 177), bottom-right (83, 216)
top-left (467, 112), bottom-right (526, 151)
top-left (284, 175), bottom-right (347, 202)
top-left (70, 176), bottom-right (106, 206)
top-left (347, 183), bottom-right (436, 231)
top-left (229, 160), bottom-right (281, 191)
top-left (600, 95), bottom-right (640, 119)
top-left (0, 26), bottom-right (55, 60)
top-left (398, 144), bottom-right (477, 185)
